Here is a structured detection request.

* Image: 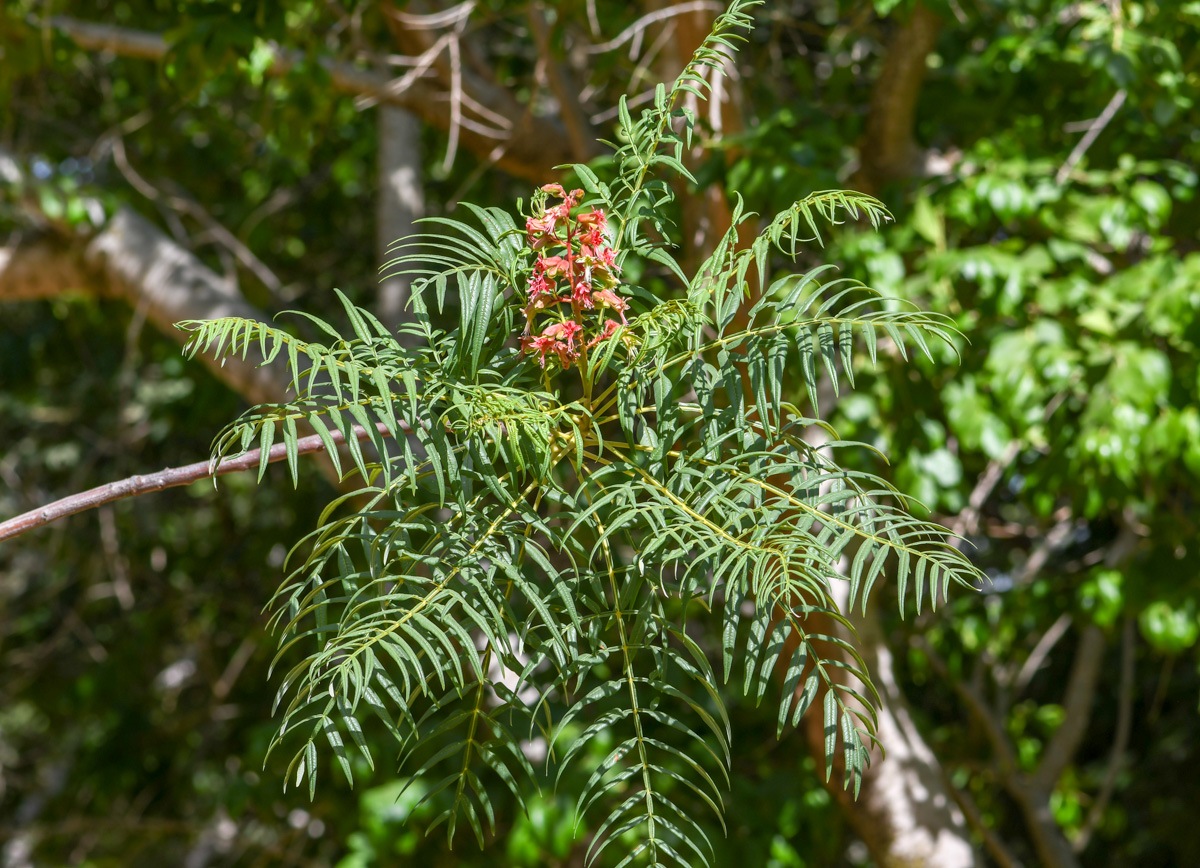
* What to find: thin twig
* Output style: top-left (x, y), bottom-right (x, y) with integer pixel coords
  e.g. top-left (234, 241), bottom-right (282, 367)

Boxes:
top-left (1014, 613), bottom-right (1073, 696)
top-left (942, 769), bottom-right (1024, 868)
top-left (586, 0), bottom-right (601, 36)
top-left (1033, 624), bottom-right (1106, 792)
top-left (950, 385), bottom-right (1073, 541)
top-left (1073, 616), bottom-right (1135, 852)
top-left (1055, 90), bottom-right (1126, 185)
top-left (529, 2), bottom-right (595, 162)
top-left (386, 0), bottom-right (474, 30)
top-left (443, 30), bottom-right (464, 173)
top-left (0, 423), bottom-right (392, 544)
top-left (586, 1), bottom-right (723, 54)
top-left (111, 136), bottom-right (285, 299)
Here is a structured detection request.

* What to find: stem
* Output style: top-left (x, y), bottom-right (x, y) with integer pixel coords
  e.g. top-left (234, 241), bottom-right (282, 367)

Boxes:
top-left (0, 422), bottom-right (395, 543)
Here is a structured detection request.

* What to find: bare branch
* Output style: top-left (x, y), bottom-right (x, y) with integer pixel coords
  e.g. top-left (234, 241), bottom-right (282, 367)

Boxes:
top-left (586, 1), bottom-right (724, 54)
top-left (942, 771), bottom-right (1023, 868)
top-left (0, 423), bottom-right (393, 544)
top-left (1055, 90), bottom-right (1126, 185)
top-left (1073, 616), bottom-right (1136, 852)
top-left (111, 135), bottom-right (285, 300)
top-left (0, 234), bottom-right (94, 301)
top-left (1033, 624), bottom-right (1106, 792)
top-left (913, 635), bottom-right (1021, 776)
top-left (49, 15), bottom-right (574, 184)
top-left (529, 2), bottom-right (597, 163)
top-left (1014, 613), bottom-right (1074, 696)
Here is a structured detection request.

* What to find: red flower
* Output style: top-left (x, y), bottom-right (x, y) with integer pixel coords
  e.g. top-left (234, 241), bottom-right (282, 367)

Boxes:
top-left (576, 208), bottom-right (606, 227)
top-left (587, 319), bottom-right (622, 349)
top-left (572, 281), bottom-right (594, 309)
top-left (528, 270), bottom-right (555, 297)
top-left (539, 255), bottom-right (570, 278)
top-left (526, 213), bottom-right (558, 247)
top-left (542, 320), bottom-right (583, 351)
top-left (521, 333), bottom-right (559, 367)
top-left (592, 288), bottom-right (628, 323)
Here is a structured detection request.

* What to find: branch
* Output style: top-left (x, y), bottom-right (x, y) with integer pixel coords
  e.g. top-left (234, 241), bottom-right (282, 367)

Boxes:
top-left (915, 637), bottom-right (1084, 868)
top-left (529, 2), bottom-right (598, 163)
top-left (87, 207), bottom-right (292, 407)
top-left (1014, 613), bottom-right (1073, 697)
top-left (913, 635), bottom-right (1021, 776)
top-left (49, 15), bottom-right (573, 184)
top-left (0, 233), bottom-right (94, 301)
top-left (586, 1), bottom-right (724, 54)
top-left (0, 423), bottom-right (392, 544)
top-left (1, 208), bottom-right (289, 406)
top-left (1073, 616), bottom-right (1135, 852)
top-left (1055, 90), bottom-right (1126, 185)
top-left (1033, 516), bottom-right (1140, 791)
top-left (855, 3), bottom-right (942, 192)
top-left (941, 770), bottom-right (1023, 868)
top-left (1032, 624), bottom-right (1106, 792)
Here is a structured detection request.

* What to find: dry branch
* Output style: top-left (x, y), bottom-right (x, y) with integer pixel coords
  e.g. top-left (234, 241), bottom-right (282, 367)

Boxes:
top-left (49, 15), bottom-right (574, 184)
top-left (0, 423), bottom-right (392, 544)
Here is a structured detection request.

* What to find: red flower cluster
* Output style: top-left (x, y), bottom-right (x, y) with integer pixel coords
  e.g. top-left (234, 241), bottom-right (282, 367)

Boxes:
top-left (520, 184), bottom-right (628, 370)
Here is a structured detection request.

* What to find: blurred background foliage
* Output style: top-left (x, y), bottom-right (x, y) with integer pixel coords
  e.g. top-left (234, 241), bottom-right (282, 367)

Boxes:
top-left (2, 0), bottom-right (1198, 866)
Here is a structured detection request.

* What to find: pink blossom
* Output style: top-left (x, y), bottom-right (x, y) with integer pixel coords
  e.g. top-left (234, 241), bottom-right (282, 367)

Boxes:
top-left (542, 319), bottom-right (583, 352)
top-left (528, 270), bottom-right (555, 297)
top-left (587, 319), bottom-right (622, 349)
top-left (572, 281), bottom-right (594, 309)
top-left (592, 288), bottom-right (628, 323)
top-left (539, 256), bottom-right (570, 278)
top-left (576, 208), bottom-right (606, 227)
top-left (526, 213), bottom-right (557, 247)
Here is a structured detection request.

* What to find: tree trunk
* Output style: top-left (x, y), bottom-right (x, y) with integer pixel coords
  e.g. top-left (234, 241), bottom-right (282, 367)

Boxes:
top-left (854, 3), bottom-right (942, 194)
top-left (376, 106), bottom-right (424, 335)
top-left (803, 589), bottom-right (981, 868)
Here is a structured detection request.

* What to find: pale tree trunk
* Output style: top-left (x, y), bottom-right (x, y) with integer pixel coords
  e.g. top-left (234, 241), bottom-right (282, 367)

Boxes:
top-left (803, 585), bottom-right (982, 868)
top-left (794, 414), bottom-right (980, 867)
top-left (376, 106), bottom-right (424, 335)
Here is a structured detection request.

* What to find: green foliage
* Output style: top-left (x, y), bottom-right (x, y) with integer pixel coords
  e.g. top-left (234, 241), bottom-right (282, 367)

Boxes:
top-left (180, 6), bottom-right (980, 865)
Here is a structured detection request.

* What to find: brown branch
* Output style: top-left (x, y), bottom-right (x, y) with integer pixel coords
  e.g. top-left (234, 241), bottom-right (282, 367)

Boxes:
top-left (855, 3), bottom-right (942, 193)
top-left (0, 423), bottom-right (392, 544)
top-left (528, 2), bottom-right (598, 164)
top-left (586, 1), bottom-right (724, 54)
top-left (1014, 612), bottom-right (1073, 696)
top-left (916, 634), bottom-right (1080, 868)
top-left (913, 635), bottom-right (1020, 776)
top-left (942, 770), bottom-right (1022, 868)
top-left (1, 209), bottom-right (289, 406)
top-left (1032, 624), bottom-right (1106, 792)
top-left (0, 233), bottom-right (94, 301)
top-left (1073, 615), bottom-right (1136, 852)
top-left (49, 15), bottom-right (573, 184)
top-left (1055, 89), bottom-right (1126, 185)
